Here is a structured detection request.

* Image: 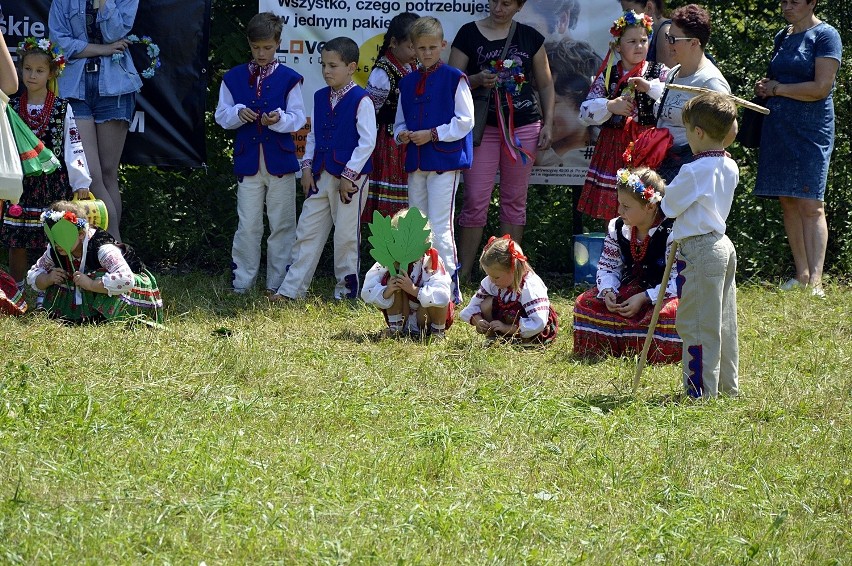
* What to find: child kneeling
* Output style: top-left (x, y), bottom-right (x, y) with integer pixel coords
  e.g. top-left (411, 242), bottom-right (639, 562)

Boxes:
top-left (27, 201), bottom-right (163, 323)
top-left (361, 209), bottom-right (453, 339)
top-left (460, 235), bottom-right (558, 345)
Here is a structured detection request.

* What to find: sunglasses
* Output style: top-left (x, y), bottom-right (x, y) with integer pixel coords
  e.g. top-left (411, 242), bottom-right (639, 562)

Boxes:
top-left (665, 33), bottom-right (695, 45)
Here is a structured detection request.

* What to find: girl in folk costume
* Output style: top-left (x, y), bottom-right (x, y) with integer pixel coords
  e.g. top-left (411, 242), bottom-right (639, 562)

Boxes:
top-left (573, 167), bottom-right (680, 363)
top-left (0, 37), bottom-right (91, 295)
top-left (27, 201), bottom-right (163, 324)
top-left (362, 208), bottom-right (453, 340)
top-left (460, 235), bottom-right (558, 345)
top-left (361, 12), bottom-right (420, 222)
top-left (577, 11), bottom-right (669, 221)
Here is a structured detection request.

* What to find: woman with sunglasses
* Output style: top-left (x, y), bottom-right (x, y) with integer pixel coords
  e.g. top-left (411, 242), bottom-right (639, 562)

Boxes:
top-left (753, 0), bottom-right (840, 298)
top-left (652, 4), bottom-right (730, 183)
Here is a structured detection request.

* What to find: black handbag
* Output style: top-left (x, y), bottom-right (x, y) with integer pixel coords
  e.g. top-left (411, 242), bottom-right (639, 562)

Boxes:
top-left (737, 29), bottom-right (786, 149)
top-left (471, 21), bottom-right (516, 146)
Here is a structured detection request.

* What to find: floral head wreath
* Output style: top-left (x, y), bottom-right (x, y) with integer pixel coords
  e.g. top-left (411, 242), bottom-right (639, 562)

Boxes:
top-left (112, 35), bottom-right (161, 79)
top-left (40, 209), bottom-right (88, 231)
top-left (610, 11), bottom-right (654, 45)
top-left (485, 234), bottom-right (528, 273)
top-left (616, 168), bottom-right (662, 204)
top-left (18, 37), bottom-right (67, 76)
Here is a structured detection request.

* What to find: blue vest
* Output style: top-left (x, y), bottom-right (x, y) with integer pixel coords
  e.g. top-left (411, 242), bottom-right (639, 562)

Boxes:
top-left (398, 65), bottom-right (473, 172)
top-left (223, 64), bottom-right (303, 176)
top-left (311, 86), bottom-right (373, 177)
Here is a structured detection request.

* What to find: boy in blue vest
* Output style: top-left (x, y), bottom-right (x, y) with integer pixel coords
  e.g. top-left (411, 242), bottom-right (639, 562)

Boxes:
top-left (216, 12), bottom-right (306, 295)
top-left (271, 37), bottom-right (377, 301)
top-left (393, 16), bottom-right (474, 304)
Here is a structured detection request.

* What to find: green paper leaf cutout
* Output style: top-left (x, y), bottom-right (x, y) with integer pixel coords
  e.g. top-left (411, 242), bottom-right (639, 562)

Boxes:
top-left (366, 208), bottom-right (432, 277)
top-left (390, 207), bottom-right (430, 269)
top-left (367, 210), bottom-right (398, 276)
top-left (45, 219), bottom-right (79, 258)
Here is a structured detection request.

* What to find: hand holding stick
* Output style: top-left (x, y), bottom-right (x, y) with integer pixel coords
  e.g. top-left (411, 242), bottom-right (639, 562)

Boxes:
top-left (633, 241), bottom-right (679, 393)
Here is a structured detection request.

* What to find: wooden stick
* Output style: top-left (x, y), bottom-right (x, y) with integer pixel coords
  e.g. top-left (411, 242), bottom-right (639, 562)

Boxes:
top-left (633, 241), bottom-right (679, 394)
top-left (665, 84), bottom-right (771, 115)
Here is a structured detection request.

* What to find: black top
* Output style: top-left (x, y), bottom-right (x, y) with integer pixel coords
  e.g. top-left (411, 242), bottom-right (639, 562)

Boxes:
top-left (452, 21), bottom-right (544, 127)
top-left (615, 217), bottom-right (674, 290)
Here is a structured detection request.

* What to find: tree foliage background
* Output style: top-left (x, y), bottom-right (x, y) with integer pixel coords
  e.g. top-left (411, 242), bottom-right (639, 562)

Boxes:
top-left (118, 0), bottom-right (850, 282)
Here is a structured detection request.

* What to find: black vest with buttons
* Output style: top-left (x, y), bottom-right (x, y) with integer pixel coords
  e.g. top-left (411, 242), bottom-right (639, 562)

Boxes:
top-left (615, 216), bottom-right (673, 288)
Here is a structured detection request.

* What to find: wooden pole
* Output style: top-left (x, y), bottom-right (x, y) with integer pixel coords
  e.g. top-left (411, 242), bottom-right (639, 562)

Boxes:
top-left (633, 241), bottom-right (679, 394)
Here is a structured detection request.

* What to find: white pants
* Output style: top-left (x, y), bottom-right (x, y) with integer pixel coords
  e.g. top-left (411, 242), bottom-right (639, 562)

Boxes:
top-left (231, 154), bottom-right (297, 291)
top-left (276, 172), bottom-right (368, 299)
top-left (407, 169), bottom-right (461, 299)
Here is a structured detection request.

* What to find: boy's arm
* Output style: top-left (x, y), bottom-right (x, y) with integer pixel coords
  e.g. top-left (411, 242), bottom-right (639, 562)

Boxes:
top-left (268, 82), bottom-right (307, 133)
top-left (434, 76), bottom-right (474, 142)
top-left (660, 168), bottom-right (698, 219)
top-left (214, 81), bottom-right (247, 130)
top-left (341, 97), bottom-right (377, 182)
top-left (392, 101), bottom-right (409, 145)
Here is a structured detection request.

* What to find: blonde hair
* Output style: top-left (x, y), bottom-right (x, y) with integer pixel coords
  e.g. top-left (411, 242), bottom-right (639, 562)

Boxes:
top-left (50, 200), bottom-right (86, 218)
top-left (409, 16), bottom-right (444, 42)
top-left (480, 236), bottom-right (530, 293)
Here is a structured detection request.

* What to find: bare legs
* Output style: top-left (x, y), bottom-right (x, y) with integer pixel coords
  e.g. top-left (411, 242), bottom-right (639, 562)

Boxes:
top-left (76, 118), bottom-right (129, 241)
top-left (457, 226), bottom-right (484, 284)
top-left (779, 196), bottom-right (827, 289)
top-left (8, 248), bottom-right (28, 283)
top-left (499, 222), bottom-right (524, 245)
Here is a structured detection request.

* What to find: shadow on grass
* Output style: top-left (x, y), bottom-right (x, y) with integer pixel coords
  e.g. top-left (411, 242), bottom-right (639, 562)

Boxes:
top-left (570, 391), bottom-right (688, 413)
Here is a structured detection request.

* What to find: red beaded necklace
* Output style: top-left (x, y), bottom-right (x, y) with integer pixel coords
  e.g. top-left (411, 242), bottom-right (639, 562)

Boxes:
top-left (630, 226), bottom-right (652, 262)
top-left (19, 89), bottom-right (55, 137)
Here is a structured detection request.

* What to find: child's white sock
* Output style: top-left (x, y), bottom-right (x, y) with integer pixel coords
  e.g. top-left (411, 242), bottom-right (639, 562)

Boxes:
top-left (387, 313), bottom-right (404, 331)
top-left (430, 323), bottom-right (446, 333)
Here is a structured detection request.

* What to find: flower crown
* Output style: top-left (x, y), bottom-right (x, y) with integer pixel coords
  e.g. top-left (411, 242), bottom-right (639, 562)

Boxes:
top-left (616, 168), bottom-right (662, 204)
top-left (18, 37), bottom-right (67, 76)
top-left (485, 56), bottom-right (527, 96)
top-left (40, 209), bottom-right (88, 230)
top-left (112, 35), bottom-right (161, 79)
top-left (610, 11), bottom-right (654, 43)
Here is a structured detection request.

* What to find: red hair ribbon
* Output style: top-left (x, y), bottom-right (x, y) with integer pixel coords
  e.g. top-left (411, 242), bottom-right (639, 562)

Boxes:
top-left (426, 247), bottom-right (439, 271)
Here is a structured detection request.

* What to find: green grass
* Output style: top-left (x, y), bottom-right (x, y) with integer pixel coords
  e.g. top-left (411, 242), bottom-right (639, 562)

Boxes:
top-left (1, 275), bottom-right (850, 564)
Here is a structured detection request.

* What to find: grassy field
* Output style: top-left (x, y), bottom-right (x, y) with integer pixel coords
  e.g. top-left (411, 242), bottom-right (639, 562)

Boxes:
top-left (1, 275), bottom-right (849, 564)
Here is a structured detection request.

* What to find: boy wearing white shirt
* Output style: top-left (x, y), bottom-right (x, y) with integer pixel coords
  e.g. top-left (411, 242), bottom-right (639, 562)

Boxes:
top-left (660, 92), bottom-right (739, 399)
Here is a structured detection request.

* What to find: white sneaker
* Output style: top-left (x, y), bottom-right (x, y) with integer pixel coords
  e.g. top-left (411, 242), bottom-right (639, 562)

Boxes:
top-left (780, 278), bottom-right (804, 291)
top-left (810, 286), bottom-right (826, 299)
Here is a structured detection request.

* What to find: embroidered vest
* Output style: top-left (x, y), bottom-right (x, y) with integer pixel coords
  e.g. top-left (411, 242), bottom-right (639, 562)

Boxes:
top-left (374, 57), bottom-right (406, 127)
top-left (398, 65), bottom-right (473, 172)
top-left (615, 217), bottom-right (674, 289)
top-left (12, 96), bottom-right (68, 170)
top-left (222, 64), bottom-right (303, 176)
top-left (311, 85), bottom-right (373, 177)
top-left (604, 61), bottom-right (664, 128)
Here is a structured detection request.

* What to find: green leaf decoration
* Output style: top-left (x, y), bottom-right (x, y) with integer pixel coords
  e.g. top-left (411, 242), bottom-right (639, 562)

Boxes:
top-left (44, 219), bottom-right (79, 258)
top-left (390, 207), bottom-right (431, 269)
top-left (366, 208), bottom-right (431, 277)
top-left (367, 210), bottom-right (398, 276)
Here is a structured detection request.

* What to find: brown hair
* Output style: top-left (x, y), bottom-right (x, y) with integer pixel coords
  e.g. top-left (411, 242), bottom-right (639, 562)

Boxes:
top-left (246, 12), bottom-right (284, 43)
top-left (682, 91), bottom-right (736, 141)
top-left (479, 236), bottom-right (530, 293)
top-left (670, 4), bottom-right (711, 48)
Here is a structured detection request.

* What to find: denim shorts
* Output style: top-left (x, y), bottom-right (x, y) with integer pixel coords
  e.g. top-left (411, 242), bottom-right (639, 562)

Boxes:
top-left (68, 70), bottom-right (136, 123)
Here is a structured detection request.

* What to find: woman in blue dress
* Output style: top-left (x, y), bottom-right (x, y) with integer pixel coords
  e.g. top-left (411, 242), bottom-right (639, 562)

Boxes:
top-left (753, 0), bottom-right (842, 298)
